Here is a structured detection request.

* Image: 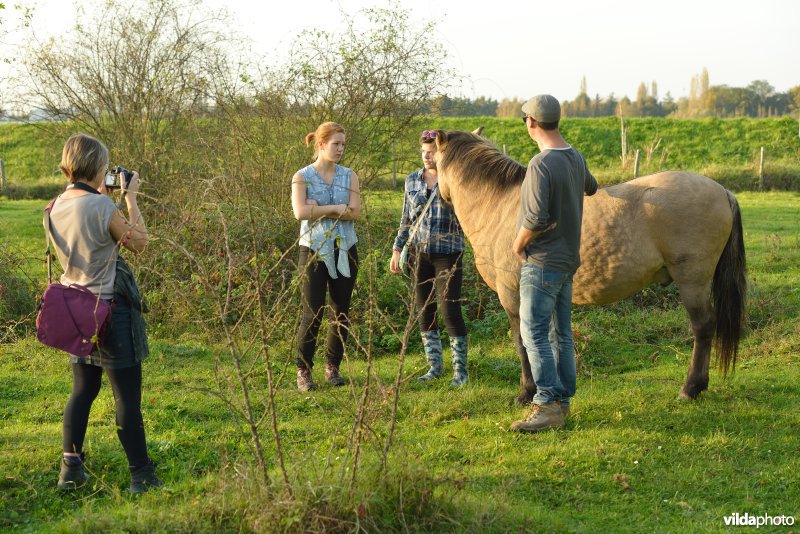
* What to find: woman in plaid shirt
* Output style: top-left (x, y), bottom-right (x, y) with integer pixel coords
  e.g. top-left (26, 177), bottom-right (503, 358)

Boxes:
top-left (390, 130), bottom-right (469, 385)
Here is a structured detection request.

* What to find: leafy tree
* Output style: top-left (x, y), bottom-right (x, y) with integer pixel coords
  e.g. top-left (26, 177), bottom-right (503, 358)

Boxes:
top-left (747, 80), bottom-right (776, 117)
top-left (789, 85), bottom-right (800, 114)
top-left (748, 80), bottom-right (775, 101)
top-left (617, 96), bottom-right (634, 118)
top-left (497, 97), bottom-right (524, 118)
top-left (661, 91), bottom-right (676, 116)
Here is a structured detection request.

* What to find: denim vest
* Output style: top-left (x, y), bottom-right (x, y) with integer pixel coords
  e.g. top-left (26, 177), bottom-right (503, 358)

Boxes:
top-left (298, 164), bottom-right (358, 278)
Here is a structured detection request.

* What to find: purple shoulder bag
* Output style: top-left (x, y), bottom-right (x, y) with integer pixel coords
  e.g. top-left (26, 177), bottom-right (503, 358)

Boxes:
top-left (35, 196), bottom-right (112, 356)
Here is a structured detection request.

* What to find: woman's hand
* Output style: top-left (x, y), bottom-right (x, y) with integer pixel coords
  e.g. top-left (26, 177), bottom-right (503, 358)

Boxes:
top-left (389, 249), bottom-right (401, 274)
top-left (121, 170), bottom-right (140, 196)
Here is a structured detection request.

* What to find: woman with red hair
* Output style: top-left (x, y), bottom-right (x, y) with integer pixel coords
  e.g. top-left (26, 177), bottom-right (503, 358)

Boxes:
top-left (291, 122), bottom-right (361, 391)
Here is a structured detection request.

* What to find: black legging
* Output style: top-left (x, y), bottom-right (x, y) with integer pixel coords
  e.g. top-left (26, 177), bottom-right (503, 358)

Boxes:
top-left (413, 251), bottom-right (467, 337)
top-left (296, 245), bottom-right (359, 369)
top-left (62, 363), bottom-right (149, 467)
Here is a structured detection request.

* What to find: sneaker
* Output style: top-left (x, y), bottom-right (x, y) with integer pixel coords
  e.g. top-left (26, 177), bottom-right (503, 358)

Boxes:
top-left (325, 363), bottom-right (347, 387)
top-left (297, 367), bottom-right (317, 392)
top-left (510, 402), bottom-right (565, 433)
top-left (129, 460), bottom-right (162, 494)
top-left (57, 456), bottom-right (88, 491)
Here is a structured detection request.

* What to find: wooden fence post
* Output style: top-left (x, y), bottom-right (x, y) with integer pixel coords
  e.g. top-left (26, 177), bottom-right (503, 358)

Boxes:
top-left (633, 150), bottom-right (640, 178)
top-left (0, 159), bottom-right (6, 190)
top-left (620, 116), bottom-right (627, 167)
top-left (392, 140), bottom-right (397, 187)
top-left (759, 146), bottom-right (765, 190)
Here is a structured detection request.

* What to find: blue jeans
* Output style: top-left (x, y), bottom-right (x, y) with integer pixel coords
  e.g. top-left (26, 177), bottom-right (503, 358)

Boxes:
top-left (519, 263), bottom-right (576, 406)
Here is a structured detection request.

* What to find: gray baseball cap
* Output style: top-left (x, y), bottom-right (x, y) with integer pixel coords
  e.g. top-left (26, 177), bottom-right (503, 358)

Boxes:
top-left (521, 94), bottom-right (561, 122)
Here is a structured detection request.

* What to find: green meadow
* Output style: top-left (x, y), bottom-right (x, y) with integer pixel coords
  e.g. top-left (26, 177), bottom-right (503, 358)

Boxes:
top-left (1, 188), bottom-right (798, 532)
top-left (2, 117), bottom-right (800, 197)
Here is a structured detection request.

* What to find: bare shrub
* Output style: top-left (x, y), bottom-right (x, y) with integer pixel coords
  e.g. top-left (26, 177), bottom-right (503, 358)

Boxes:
top-left (0, 242), bottom-right (37, 342)
top-left (17, 0), bottom-right (465, 523)
top-left (21, 0), bottom-right (240, 191)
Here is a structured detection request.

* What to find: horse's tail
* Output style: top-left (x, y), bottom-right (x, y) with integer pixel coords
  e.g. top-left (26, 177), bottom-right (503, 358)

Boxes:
top-left (712, 190), bottom-right (747, 375)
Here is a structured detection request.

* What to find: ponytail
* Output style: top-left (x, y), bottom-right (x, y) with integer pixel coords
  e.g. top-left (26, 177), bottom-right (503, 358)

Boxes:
top-left (306, 122), bottom-right (346, 158)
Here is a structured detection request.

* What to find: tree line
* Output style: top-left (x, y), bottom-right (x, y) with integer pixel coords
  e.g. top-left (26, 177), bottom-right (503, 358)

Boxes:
top-left (424, 70), bottom-right (799, 119)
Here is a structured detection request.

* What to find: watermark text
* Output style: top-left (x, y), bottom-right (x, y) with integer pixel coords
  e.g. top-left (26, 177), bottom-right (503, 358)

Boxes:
top-left (723, 512), bottom-right (795, 528)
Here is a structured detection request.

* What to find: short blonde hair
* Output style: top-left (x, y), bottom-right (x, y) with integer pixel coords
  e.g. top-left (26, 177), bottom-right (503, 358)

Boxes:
top-left (305, 122), bottom-right (346, 158)
top-left (59, 133), bottom-right (109, 183)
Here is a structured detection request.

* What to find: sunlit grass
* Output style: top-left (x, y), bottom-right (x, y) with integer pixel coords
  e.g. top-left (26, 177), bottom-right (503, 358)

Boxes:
top-left (1, 192), bottom-right (798, 531)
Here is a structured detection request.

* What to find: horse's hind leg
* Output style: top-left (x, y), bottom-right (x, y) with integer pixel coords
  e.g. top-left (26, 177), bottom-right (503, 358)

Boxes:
top-left (507, 309), bottom-right (536, 404)
top-left (679, 284), bottom-right (715, 400)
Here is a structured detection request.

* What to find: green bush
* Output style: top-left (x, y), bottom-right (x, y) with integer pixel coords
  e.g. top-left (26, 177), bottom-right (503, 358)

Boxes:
top-left (1, 178), bottom-right (64, 200)
top-left (0, 258), bottom-right (37, 339)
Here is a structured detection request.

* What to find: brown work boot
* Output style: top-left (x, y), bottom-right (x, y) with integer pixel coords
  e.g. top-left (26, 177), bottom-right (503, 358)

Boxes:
top-left (325, 363), bottom-right (347, 387)
top-left (560, 402), bottom-right (571, 418)
top-left (510, 402), bottom-right (565, 433)
top-left (297, 367), bottom-right (316, 392)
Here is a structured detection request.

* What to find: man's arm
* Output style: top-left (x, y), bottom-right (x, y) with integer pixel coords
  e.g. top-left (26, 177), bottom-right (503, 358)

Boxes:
top-left (584, 160), bottom-right (599, 196)
top-left (512, 226), bottom-right (540, 261)
top-left (514, 160), bottom-right (549, 261)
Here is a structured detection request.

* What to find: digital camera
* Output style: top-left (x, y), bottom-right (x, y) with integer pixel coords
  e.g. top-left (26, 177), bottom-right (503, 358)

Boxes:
top-left (104, 166), bottom-right (133, 190)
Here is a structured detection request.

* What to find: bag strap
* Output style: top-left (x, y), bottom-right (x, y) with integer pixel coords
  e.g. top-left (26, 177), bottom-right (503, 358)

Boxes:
top-left (406, 185), bottom-right (438, 245)
top-left (43, 198), bottom-right (58, 284)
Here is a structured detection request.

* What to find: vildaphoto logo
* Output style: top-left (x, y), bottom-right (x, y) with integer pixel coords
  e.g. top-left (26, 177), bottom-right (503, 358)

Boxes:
top-left (723, 512), bottom-right (796, 528)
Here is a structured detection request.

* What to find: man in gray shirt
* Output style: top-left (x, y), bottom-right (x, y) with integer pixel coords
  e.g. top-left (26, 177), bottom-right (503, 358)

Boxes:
top-left (510, 94), bottom-right (598, 433)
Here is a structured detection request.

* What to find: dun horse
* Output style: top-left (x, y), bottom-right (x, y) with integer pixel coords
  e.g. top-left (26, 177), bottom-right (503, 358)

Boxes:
top-left (433, 130), bottom-right (746, 403)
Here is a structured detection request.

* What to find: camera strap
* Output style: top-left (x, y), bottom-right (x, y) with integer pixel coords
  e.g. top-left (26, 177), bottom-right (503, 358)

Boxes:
top-left (65, 182), bottom-right (101, 195)
top-left (66, 180), bottom-right (125, 209)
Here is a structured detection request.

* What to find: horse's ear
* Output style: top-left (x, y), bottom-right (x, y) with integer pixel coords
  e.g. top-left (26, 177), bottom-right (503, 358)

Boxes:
top-left (472, 126), bottom-right (484, 136)
top-left (435, 130), bottom-right (447, 148)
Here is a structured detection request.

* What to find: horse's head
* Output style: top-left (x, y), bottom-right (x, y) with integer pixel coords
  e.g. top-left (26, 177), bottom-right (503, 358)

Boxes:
top-left (434, 127), bottom-right (486, 203)
top-left (433, 130), bottom-right (452, 201)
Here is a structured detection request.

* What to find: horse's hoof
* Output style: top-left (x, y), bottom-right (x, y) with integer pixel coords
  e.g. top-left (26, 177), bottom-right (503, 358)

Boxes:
top-left (515, 392), bottom-right (534, 405)
top-left (679, 384), bottom-right (706, 400)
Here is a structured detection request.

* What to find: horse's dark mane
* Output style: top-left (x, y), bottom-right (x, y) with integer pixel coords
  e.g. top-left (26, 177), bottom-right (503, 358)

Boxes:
top-left (438, 131), bottom-right (526, 192)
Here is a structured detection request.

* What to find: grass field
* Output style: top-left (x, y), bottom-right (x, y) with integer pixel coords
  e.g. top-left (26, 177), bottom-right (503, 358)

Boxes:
top-left (1, 190), bottom-right (798, 532)
top-left (3, 117), bottom-right (799, 198)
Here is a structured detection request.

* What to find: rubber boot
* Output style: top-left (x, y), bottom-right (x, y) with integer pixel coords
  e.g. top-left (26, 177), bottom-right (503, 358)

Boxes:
top-left (450, 335), bottom-right (468, 386)
top-left (417, 330), bottom-right (443, 381)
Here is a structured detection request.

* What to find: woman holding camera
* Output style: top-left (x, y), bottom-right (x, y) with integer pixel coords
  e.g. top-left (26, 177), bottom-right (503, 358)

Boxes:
top-left (49, 133), bottom-right (161, 493)
top-left (291, 122), bottom-right (360, 391)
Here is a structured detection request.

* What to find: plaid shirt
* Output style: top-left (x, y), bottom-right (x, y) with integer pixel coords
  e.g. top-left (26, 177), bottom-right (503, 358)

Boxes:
top-left (393, 169), bottom-right (464, 254)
